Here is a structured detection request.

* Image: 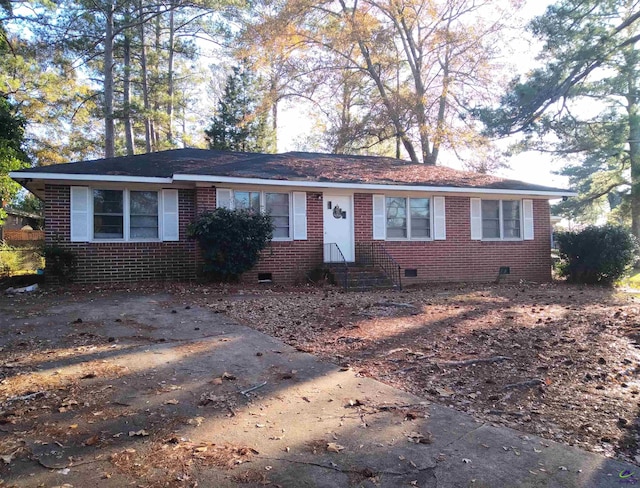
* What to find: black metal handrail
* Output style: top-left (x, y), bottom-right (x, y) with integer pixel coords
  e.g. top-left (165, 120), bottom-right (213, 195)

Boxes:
top-left (355, 242), bottom-right (402, 290)
top-left (324, 243), bottom-right (349, 290)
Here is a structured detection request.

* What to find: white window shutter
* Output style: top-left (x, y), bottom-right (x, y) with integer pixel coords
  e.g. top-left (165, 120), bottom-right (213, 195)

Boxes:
top-left (372, 194), bottom-right (386, 240)
top-left (470, 198), bottom-right (482, 240)
top-left (523, 199), bottom-right (534, 240)
top-left (162, 189), bottom-right (179, 241)
top-left (70, 186), bottom-right (90, 242)
top-left (216, 188), bottom-right (232, 209)
top-left (433, 196), bottom-right (446, 240)
top-left (292, 191), bottom-right (307, 240)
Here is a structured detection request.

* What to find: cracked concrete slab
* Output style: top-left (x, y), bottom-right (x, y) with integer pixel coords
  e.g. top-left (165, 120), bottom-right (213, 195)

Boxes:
top-left (0, 291), bottom-right (638, 487)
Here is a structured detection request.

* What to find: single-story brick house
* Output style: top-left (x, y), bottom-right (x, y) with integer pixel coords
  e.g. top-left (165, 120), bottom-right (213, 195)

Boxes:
top-left (10, 148), bottom-right (574, 285)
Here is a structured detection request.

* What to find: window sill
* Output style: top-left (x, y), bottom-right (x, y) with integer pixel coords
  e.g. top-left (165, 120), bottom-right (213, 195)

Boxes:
top-left (385, 238), bottom-right (433, 242)
top-left (89, 239), bottom-right (164, 244)
top-left (480, 238), bottom-right (523, 242)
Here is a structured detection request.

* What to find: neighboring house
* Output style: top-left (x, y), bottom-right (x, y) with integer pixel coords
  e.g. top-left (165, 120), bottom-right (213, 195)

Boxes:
top-left (0, 207), bottom-right (44, 244)
top-left (10, 148), bottom-right (574, 285)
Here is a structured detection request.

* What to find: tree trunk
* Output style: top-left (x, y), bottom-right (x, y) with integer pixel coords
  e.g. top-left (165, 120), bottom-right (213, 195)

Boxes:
top-left (628, 78), bottom-right (640, 239)
top-left (139, 0), bottom-right (152, 153)
top-left (166, 1), bottom-right (175, 144)
top-left (104, 2), bottom-right (115, 158)
top-left (336, 0), bottom-right (420, 164)
top-left (123, 14), bottom-right (135, 156)
top-left (269, 74), bottom-right (278, 148)
top-left (151, 7), bottom-right (161, 150)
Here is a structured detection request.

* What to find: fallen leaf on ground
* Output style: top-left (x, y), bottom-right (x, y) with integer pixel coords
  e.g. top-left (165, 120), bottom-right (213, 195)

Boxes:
top-left (128, 430), bottom-right (149, 437)
top-left (407, 432), bottom-right (432, 444)
top-left (84, 435), bottom-right (99, 446)
top-left (327, 442), bottom-right (345, 453)
top-left (1, 450), bottom-right (18, 464)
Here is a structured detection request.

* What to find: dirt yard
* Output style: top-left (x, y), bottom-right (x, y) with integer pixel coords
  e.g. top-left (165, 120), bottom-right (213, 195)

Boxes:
top-left (1, 279), bottom-right (640, 486)
top-left (173, 281), bottom-right (640, 465)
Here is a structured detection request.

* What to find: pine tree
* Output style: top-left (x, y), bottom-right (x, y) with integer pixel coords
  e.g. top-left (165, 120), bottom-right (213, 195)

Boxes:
top-left (0, 96), bottom-right (30, 224)
top-left (205, 65), bottom-right (275, 153)
top-left (479, 0), bottom-right (640, 234)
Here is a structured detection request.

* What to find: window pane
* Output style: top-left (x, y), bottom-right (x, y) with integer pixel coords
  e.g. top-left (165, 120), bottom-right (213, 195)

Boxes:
top-left (235, 191), bottom-right (261, 211)
top-left (481, 200), bottom-right (499, 219)
top-left (502, 200), bottom-right (520, 220)
top-left (503, 221), bottom-right (521, 238)
top-left (130, 191), bottom-right (158, 215)
top-left (266, 193), bottom-right (289, 238)
top-left (502, 201), bottom-right (521, 238)
top-left (94, 190), bottom-right (123, 239)
top-left (130, 191), bottom-right (158, 239)
top-left (386, 197), bottom-right (407, 238)
top-left (481, 200), bottom-right (500, 239)
top-left (410, 198), bottom-right (430, 238)
top-left (482, 220), bottom-right (500, 239)
top-left (94, 189), bottom-right (123, 214)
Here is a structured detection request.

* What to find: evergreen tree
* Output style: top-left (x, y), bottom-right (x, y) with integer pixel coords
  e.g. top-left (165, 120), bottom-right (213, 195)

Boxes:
top-left (479, 1), bottom-right (640, 234)
top-left (205, 65), bottom-right (275, 153)
top-left (0, 96), bottom-right (30, 224)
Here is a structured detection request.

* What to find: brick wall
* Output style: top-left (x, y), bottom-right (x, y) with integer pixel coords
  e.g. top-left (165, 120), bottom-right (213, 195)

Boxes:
top-left (241, 191), bottom-right (324, 285)
top-left (354, 193), bottom-right (552, 284)
top-left (44, 184), bottom-right (197, 283)
top-left (193, 187), bottom-right (324, 285)
top-left (44, 184), bottom-right (552, 285)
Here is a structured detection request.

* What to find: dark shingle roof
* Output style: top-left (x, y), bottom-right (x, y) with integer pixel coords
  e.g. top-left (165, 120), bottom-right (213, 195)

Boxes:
top-left (13, 148), bottom-right (571, 194)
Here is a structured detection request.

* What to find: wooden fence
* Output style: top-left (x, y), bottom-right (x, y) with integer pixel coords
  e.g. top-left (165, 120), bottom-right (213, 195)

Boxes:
top-left (2, 229), bottom-right (45, 244)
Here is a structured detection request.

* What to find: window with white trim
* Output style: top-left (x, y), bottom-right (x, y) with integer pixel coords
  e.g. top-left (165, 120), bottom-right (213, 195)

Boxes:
top-left (130, 191), bottom-right (159, 238)
top-left (385, 196), bottom-right (431, 239)
top-left (481, 199), bottom-right (521, 239)
top-left (92, 189), bottom-right (159, 241)
top-left (70, 187), bottom-right (177, 243)
top-left (217, 188), bottom-right (304, 241)
top-left (265, 192), bottom-right (290, 239)
top-left (93, 190), bottom-right (124, 239)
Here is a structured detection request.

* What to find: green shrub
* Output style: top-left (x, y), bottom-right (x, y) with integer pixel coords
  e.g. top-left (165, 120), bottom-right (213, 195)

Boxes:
top-left (43, 246), bottom-right (77, 282)
top-left (187, 208), bottom-right (273, 281)
top-left (0, 242), bottom-right (44, 276)
top-left (555, 225), bottom-right (638, 285)
top-left (0, 242), bottom-right (23, 276)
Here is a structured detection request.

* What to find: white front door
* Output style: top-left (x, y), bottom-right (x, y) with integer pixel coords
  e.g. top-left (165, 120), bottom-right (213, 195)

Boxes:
top-left (323, 194), bottom-right (354, 262)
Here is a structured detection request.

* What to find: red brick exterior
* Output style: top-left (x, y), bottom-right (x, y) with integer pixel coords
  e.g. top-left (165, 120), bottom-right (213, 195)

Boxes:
top-left (44, 184), bottom-right (552, 285)
top-left (192, 187), bottom-right (324, 285)
top-left (354, 193), bottom-right (552, 283)
top-left (45, 184), bottom-right (198, 283)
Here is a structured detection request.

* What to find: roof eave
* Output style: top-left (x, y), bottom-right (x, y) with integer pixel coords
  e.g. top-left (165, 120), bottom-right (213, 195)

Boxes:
top-left (173, 174), bottom-right (576, 198)
top-left (9, 172), bottom-right (173, 184)
top-left (9, 171), bottom-right (577, 199)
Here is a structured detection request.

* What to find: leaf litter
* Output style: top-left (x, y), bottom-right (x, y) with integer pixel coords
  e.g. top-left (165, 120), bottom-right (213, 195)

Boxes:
top-left (173, 281), bottom-right (640, 465)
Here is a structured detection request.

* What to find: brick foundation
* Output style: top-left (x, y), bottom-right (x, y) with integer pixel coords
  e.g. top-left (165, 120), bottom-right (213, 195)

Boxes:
top-left (44, 184), bottom-right (552, 285)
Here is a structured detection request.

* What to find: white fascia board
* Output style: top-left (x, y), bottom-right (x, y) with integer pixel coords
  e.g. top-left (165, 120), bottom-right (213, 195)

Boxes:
top-left (9, 172), bottom-right (173, 184)
top-left (174, 174), bottom-right (577, 198)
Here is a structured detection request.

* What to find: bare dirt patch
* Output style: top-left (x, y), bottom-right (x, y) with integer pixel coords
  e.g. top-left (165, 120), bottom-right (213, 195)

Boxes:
top-left (172, 281), bottom-right (640, 465)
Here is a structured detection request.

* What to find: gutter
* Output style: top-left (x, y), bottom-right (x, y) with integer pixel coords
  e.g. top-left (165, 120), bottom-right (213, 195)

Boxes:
top-left (9, 171), bottom-right (577, 199)
top-left (173, 174), bottom-right (577, 198)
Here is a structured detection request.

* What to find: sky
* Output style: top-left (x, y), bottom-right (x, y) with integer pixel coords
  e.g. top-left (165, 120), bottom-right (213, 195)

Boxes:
top-left (277, 0), bottom-right (568, 189)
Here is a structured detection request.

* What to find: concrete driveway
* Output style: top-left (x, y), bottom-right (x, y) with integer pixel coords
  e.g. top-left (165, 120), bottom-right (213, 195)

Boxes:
top-left (0, 291), bottom-right (638, 487)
